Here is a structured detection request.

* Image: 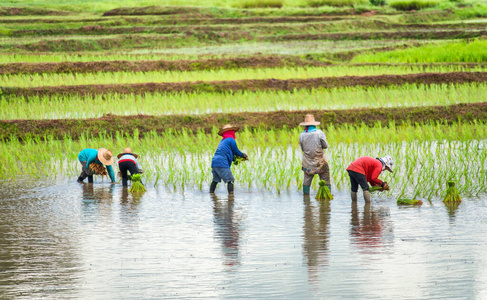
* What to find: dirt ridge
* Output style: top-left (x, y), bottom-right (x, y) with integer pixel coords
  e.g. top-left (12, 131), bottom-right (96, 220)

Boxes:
top-left (2, 72), bottom-right (487, 98)
top-left (1, 102), bottom-right (486, 141)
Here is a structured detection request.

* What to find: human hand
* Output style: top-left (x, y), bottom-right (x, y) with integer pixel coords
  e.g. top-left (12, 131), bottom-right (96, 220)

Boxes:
top-left (243, 153), bottom-right (249, 160)
top-left (382, 182), bottom-right (390, 191)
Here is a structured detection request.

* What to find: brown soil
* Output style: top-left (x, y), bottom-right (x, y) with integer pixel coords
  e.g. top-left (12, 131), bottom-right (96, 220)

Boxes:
top-left (10, 21), bottom-right (484, 38)
top-left (0, 56), bottom-right (329, 75)
top-left (269, 30), bottom-right (487, 42)
top-left (2, 102), bottom-right (486, 141)
top-left (2, 56), bottom-right (486, 75)
top-left (3, 72), bottom-right (487, 98)
top-left (0, 7), bottom-right (69, 16)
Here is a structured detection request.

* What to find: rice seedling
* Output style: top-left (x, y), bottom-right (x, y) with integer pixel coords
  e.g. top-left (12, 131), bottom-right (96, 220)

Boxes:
top-left (397, 198), bottom-right (423, 205)
top-left (89, 162), bottom-right (107, 176)
top-left (3, 64), bottom-right (486, 88)
top-left (352, 39), bottom-right (487, 63)
top-left (443, 181), bottom-right (461, 202)
top-left (236, 0), bottom-right (284, 8)
top-left (315, 180), bottom-right (333, 201)
top-left (232, 155), bottom-right (247, 165)
top-left (1, 122), bottom-right (486, 200)
top-left (129, 173), bottom-right (146, 193)
top-left (2, 82), bottom-right (486, 120)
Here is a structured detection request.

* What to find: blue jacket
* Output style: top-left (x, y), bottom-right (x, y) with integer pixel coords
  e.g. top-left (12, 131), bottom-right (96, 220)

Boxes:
top-left (211, 138), bottom-right (244, 168)
top-left (78, 148), bottom-right (115, 182)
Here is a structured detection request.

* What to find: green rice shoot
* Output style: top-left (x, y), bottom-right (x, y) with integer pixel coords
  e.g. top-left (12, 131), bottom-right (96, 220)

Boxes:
top-left (315, 180), bottom-right (333, 201)
top-left (443, 180), bottom-right (461, 202)
top-left (129, 173), bottom-right (146, 193)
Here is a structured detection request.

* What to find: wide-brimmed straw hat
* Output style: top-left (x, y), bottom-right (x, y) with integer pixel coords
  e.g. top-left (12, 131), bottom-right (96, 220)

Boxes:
top-left (98, 148), bottom-right (114, 165)
top-left (117, 147), bottom-right (138, 159)
top-left (379, 155), bottom-right (394, 173)
top-left (218, 124), bottom-right (240, 136)
top-left (299, 114), bottom-right (320, 126)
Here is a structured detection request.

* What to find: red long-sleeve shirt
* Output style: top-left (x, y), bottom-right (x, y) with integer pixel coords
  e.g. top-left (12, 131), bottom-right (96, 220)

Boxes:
top-left (347, 156), bottom-right (384, 187)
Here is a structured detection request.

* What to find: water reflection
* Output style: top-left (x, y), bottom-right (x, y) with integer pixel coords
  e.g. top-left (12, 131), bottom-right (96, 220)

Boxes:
top-left (0, 183), bottom-right (81, 298)
top-left (444, 201), bottom-right (461, 223)
top-left (302, 196), bottom-right (331, 284)
top-left (211, 194), bottom-right (241, 270)
top-left (350, 201), bottom-right (393, 254)
top-left (81, 183), bottom-right (115, 222)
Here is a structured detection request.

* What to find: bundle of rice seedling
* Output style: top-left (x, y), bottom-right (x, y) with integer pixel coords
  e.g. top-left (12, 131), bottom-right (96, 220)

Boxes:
top-left (129, 173), bottom-right (146, 193)
top-left (233, 155), bottom-right (246, 166)
top-left (316, 180), bottom-right (333, 201)
top-left (369, 186), bottom-right (383, 192)
top-left (443, 181), bottom-right (461, 202)
top-left (397, 198), bottom-right (423, 205)
top-left (89, 163), bottom-right (107, 176)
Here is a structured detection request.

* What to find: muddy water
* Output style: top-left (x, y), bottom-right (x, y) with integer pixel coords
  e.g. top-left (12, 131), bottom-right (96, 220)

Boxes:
top-left (1, 178), bottom-right (487, 299)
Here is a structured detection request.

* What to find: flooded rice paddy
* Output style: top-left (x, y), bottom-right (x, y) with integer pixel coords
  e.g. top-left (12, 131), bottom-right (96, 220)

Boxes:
top-left (1, 178), bottom-right (487, 299)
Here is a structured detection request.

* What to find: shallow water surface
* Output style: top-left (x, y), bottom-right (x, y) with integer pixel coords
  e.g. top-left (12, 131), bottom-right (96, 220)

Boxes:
top-left (1, 179), bottom-right (487, 299)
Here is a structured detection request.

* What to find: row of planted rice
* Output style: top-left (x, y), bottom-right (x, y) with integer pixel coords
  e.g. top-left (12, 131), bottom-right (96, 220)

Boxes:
top-left (1, 0), bottom-right (487, 202)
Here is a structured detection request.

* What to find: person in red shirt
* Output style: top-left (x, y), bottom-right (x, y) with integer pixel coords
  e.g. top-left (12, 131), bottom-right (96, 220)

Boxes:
top-left (346, 155), bottom-right (394, 202)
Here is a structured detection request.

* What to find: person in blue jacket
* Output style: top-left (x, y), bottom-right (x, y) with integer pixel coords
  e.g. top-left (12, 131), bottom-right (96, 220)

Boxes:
top-left (77, 148), bottom-right (116, 184)
top-left (210, 124), bottom-right (248, 194)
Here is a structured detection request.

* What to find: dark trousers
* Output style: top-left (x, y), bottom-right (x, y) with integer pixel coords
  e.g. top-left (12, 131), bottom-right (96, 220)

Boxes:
top-left (348, 170), bottom-right (369, 193)
top-left (119, 161), bottom-right (139, 186)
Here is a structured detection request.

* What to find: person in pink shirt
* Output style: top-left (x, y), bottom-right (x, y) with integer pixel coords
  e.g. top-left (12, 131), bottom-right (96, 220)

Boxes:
top-left (346, 155), bottom-right (394, 202)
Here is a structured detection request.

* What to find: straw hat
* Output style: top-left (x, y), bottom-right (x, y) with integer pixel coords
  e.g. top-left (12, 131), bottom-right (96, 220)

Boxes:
top-left (379, 155), bottom-right (394, 173)
top-left (299, 114), bottom-right (320, 126)
top-left (117, 147), bottom-right (138, 159)
top-left (218, 124), bottom-right (240, 136)
top-left (97, 148), bottom-right (114, 165)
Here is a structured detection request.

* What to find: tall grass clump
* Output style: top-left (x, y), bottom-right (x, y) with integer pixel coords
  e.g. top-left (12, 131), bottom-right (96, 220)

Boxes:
top-left (236, 0), bottom-right (284, 8)
top-left (389, 0), bottom-right (440, 11)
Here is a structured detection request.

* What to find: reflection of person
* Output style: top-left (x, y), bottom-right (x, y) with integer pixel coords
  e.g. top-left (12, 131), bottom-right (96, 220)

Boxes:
top-left (346, 155), bottom-right (394, 202)
top-left (210, 124), bottom-right (248, 195)
top-left (77, 148), bottom-right (115, 184)
top-left (299, 114), bottom-right (330, 195)
top-left (211, 194), bottom-right (240, 268)
top-left (117, 147), bottom-right (144, 186)
top-left (303, 195), bottom-right (331, 284)
top-left (350, 201), bottom-right (384, 250)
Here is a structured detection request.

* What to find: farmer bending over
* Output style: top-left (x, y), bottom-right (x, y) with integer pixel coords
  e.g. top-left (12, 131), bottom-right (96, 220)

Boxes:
top-left (346, 155), bottom-right (393, 202)
top-left (117, 147), bottom-right (144, 186)
top-left (210, 124), bottom-right (248, 194)
top-left (299, 114), bottom-right (331, 195)
top-left (77, 148), bottom-right (115, 184)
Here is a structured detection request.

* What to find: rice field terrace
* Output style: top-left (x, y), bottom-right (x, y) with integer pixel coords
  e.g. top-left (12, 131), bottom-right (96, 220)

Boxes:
top-left (2, 0), bottom-right (487, 298)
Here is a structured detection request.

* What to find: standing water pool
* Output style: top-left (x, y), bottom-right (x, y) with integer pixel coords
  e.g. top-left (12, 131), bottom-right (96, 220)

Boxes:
top-left (1, 178), bottom-right (486, 299)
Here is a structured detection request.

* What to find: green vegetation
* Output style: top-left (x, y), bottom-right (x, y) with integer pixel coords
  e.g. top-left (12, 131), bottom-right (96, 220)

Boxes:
top-left (352, 39), bottom-right (487, 63)
top-left (315, 180), bottom-right (333, 200)
top-left (389, 0), bottom-right (440, 11)
top-left (1, 83), bottom-right (486, 120)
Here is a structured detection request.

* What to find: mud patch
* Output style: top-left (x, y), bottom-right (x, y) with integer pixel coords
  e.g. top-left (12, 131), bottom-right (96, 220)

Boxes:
top-left (0, 56), bottom-right (329, 75)
top-left (0, 7), bottom-right (69, 16)
top-left (3, 72), bottom-right (487, 98)
top-left (1, 103), bottom-right (486, 141)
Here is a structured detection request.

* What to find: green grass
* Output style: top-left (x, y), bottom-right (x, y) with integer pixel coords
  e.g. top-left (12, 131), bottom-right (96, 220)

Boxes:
top-left (389, 0), bottom-right (441, 11)
top-left (352, 39), bottom-right (487, 63)
top-left (1, 83), bottom-right (485, 120)
top-left (2, 64), bottom-right (485, 88)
